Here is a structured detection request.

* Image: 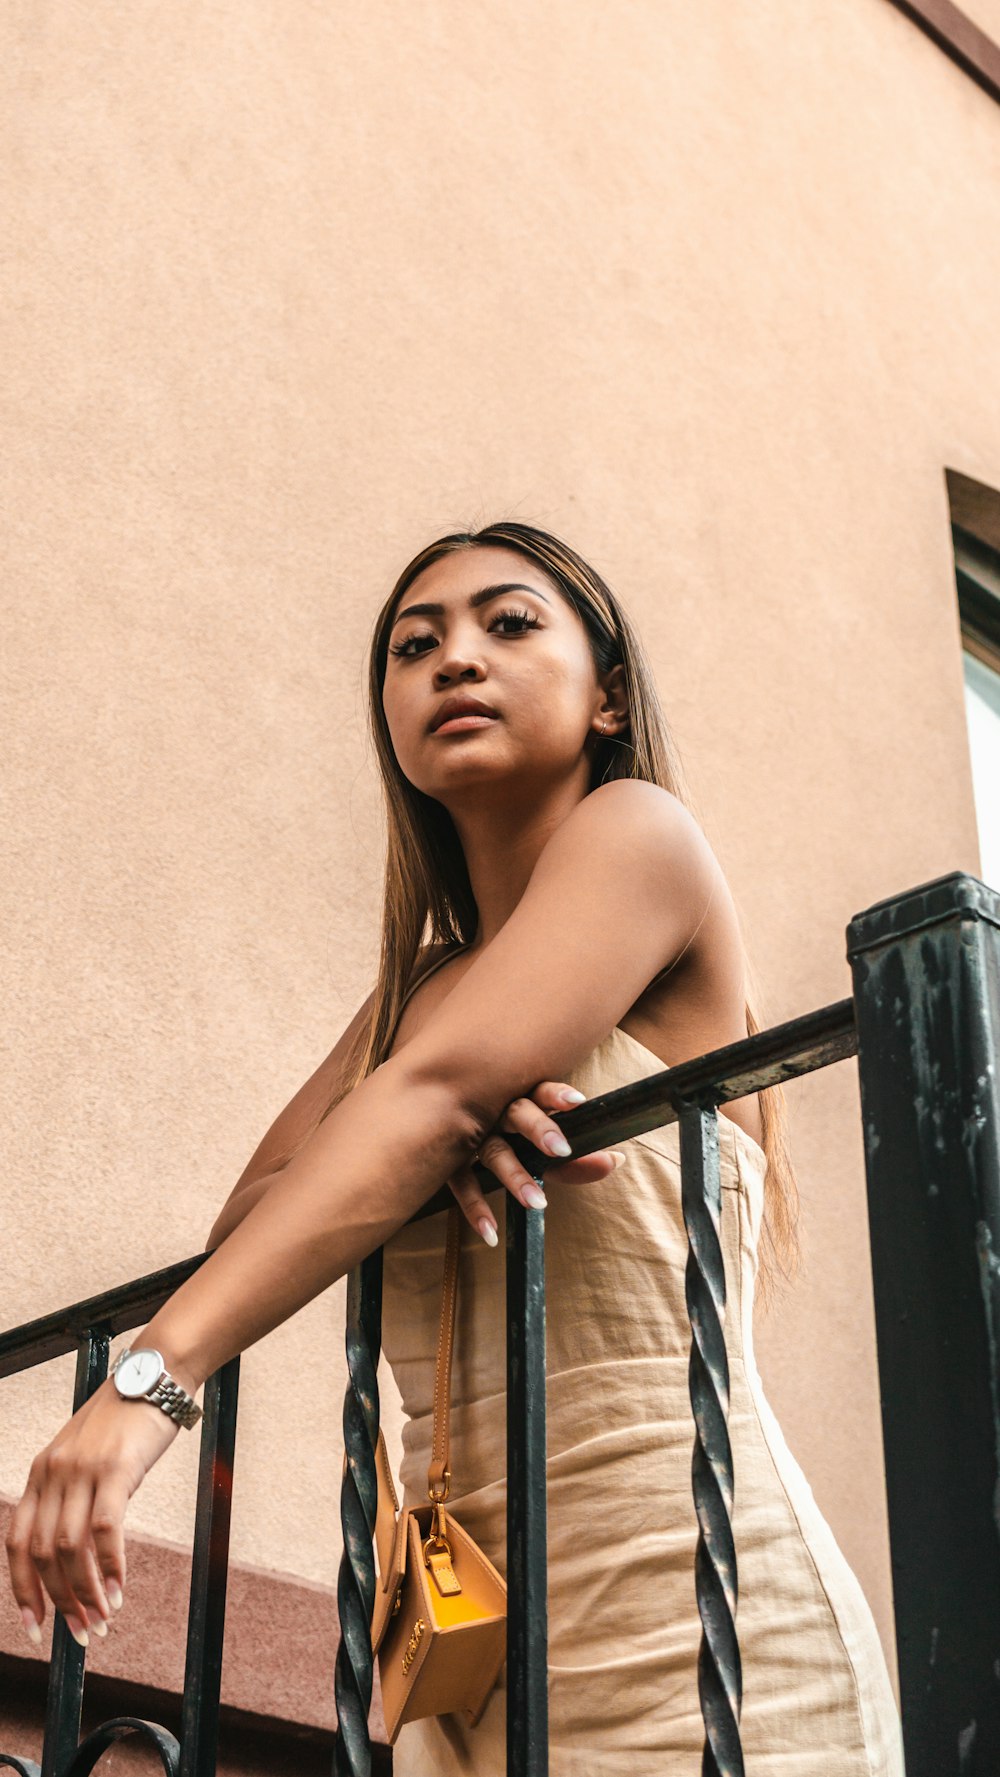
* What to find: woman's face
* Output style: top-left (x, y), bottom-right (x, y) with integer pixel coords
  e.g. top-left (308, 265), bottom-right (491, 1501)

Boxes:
top-left (381, 545), bottom-right (614, 806)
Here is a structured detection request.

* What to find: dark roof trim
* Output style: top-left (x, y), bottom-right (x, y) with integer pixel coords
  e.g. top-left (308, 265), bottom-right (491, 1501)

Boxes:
top-left (888, 1), bottom-right (1000, 106)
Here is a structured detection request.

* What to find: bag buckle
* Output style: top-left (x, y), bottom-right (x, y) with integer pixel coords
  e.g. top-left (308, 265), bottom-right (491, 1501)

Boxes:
top-left (423, 1499), bottom-right (463, 1596)
top-left (427, 1466), bottom-right (451, 1504)
top-left (424, 1499), bottom-right (452, 1556)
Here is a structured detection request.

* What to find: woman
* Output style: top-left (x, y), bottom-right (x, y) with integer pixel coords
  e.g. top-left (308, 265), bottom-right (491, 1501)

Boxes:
top-left (6, 520), bottom-right (903, 1773)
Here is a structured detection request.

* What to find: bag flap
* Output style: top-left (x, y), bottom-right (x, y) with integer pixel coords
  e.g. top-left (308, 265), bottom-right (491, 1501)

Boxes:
top-left (371, 1503), bottom-right (410, 1656)
top-left (374, 1429), bottom-right (401, 1583)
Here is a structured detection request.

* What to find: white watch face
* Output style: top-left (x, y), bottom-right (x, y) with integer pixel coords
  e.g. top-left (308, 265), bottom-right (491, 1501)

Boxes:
top-left (114, 1348), bottom-right (164, 1398)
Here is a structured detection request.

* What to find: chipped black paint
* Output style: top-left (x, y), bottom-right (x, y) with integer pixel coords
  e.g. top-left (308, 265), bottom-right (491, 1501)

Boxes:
top-left (334, 1250), bottom-right (384, 1777)
top-left (3, 869), bottom-right (996, 1774)
top-left (0, 1307), bottom-right (240, 1777)
top-left (681, 1102), bottom-right (744, 1777)
top-left (506, 1198), bottom-right (549, 1777)
top-left (848, 871), bottom-right (1000, 1777)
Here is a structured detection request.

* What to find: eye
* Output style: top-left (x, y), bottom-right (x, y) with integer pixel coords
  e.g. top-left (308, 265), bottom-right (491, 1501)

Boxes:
top-left (489, 606), bottom-right (541, 637)
top-left (388, 606), bottom-right (542, 658)
top-left (387, 625), bottom-right (438, 653)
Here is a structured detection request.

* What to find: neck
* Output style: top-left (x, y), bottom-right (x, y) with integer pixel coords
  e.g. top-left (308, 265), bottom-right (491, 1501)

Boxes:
top-left (445, 764), bottom-right (593, 952)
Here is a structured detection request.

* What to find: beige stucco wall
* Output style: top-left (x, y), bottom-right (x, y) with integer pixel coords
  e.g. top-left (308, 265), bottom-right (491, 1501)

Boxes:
top-left (4, 0), bottom-right (999, 1702)
top-left (948, 0), bottom-right (1000, 46)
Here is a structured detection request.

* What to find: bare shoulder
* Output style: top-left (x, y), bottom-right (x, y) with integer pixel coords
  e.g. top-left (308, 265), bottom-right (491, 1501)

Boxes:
top-left (571, 777), bottom-right (705, 838)
top-left (589, 781), bottom-right (744, 963)
top-left (394, 781), bottom-right (730, 1115)
top-left (571, 778), bottom-right (714, 858)
top-left (540, 779), bottom-right (720, 913)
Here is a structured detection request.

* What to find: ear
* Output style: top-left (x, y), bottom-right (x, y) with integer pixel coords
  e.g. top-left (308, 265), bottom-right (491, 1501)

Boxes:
top-left (591, 663), bottom-right (630, 739)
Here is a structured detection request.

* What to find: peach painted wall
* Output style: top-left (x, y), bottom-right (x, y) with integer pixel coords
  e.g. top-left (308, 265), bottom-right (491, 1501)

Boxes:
top-left (4, 0), bottom-right (1000, 1713)
top-left (930, 0), bottom-right (1000, 48)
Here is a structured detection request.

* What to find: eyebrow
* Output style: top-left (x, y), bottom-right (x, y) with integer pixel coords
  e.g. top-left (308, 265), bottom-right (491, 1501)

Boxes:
top-left (390, 582), bottom-right (552, 629)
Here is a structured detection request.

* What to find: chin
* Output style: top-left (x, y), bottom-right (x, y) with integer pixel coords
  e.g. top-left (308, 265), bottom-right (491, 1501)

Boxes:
top-left (421, 764), bottom-right (514, 800)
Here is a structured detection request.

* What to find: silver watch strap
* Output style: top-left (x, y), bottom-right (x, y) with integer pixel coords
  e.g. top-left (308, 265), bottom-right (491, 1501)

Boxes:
top-left (112, 1346), bottom-right (203, 1430)
top-left (147, 1373), bottom-right (203, 1429)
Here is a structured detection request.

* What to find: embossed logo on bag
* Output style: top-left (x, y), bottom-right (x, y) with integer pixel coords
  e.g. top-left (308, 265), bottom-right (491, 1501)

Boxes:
top-left (402, 1616), bottom-right (426, 1674)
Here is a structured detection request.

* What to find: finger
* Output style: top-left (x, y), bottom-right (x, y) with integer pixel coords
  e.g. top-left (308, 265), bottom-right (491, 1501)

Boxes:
top-left (498, 1088), bottom-right (584, 1161)
top-left (53, 1478), bottom-right (112, 1632)
top-left (5, 1477), bottom-right (47, 1635)
top-left (477, 1131), bottom-right (551, 1211)
top-left (449, 1168), bottom-right (500, 1246)
top-left (90, 1474), bottom-right (128, 1614)
top-left (506, 1080), bottom-right (589, 1115)
top-left (27, 1465), bottom-right (93, 1641)
top-left (500, 1084), bottom-right (630, 1182)
top-left (542, 1149), bottom-right (628, 1186)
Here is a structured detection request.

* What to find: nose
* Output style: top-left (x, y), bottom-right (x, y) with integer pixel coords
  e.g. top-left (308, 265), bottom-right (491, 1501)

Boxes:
top-left (431, 634), bottom-right (488, 687)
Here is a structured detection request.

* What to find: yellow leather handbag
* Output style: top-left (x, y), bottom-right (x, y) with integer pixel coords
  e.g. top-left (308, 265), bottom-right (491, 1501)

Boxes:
top-left (369, 1205), bottom-right (508, 1744)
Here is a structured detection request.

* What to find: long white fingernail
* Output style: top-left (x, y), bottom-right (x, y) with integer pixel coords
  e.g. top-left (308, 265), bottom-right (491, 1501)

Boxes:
top-left (106, 1579), bottom-right (124, 1610)
top-left (609, 1150), bottom-right (628, 1169)
top-left (559, 1088), bottom-right (586, 1104)
top-left (522, 1183), bottom-right (547, 1209)
top-left (21, 1607), bottom-right (42, 1646)
top-left (477, 1218), bottom-right (499, 1247)
top-left (65, 1615), bottom-right (89, 1647)
top-left (542, 1130), bottom-right (572, 1157)
top-left (87, 1608), bottom-right (109, 1637)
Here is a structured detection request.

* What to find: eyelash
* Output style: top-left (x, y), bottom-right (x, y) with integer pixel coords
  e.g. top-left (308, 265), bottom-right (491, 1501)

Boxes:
top-left (388, 606), bottom-right (541, 658)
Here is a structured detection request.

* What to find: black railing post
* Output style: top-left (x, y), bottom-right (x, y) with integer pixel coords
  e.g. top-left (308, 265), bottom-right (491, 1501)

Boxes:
top-left (36, 1334), bottom-right (112, 1777)
top-left (679, 1101), bottom-right (743, 1777)
top-left (178, 1355), bottom-right (241, 1777)
top-left (505, 1196), bottom-right (548, 1777)
top-left (847, 870), bottom-right (1000, 1776)
top-left (334, 1248), bottom-right (384, 1776)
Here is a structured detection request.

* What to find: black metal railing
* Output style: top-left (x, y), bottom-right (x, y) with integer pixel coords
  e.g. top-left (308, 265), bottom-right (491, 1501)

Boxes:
top-left (3, 871), bottom-right (999, 1777)
top-left (0, 1259), bottom-right (240, 1777)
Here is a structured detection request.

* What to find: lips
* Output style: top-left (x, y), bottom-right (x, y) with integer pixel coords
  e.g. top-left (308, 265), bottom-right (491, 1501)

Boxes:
top-left (429, 696), bottom-right (501, 732)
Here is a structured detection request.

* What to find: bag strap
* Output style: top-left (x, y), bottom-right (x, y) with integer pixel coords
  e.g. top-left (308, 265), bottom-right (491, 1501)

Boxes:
top-left (371, 1202), bottom-right (462, 1565)
top-left (367, 949), bottom-right (468, 1636)
top-left (428, 1202), bottom-right (462, 1500)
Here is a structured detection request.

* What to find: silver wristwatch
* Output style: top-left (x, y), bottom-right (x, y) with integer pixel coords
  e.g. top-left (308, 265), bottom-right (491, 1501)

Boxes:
top-left (111, 1346), bottom-right (203, 1430)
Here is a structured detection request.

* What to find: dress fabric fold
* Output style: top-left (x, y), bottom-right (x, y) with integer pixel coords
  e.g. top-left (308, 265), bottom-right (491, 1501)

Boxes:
top-left (379, 1022), bottom-right (905, 1776)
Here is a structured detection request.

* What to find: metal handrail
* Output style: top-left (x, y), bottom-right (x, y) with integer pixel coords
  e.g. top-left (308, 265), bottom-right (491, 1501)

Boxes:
top-left (3, 871), bottom-right (998, 1777)
top-left (333, 996), bottom-right (857, 1777)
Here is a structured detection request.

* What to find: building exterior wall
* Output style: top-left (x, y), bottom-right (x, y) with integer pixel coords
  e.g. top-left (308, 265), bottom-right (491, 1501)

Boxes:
top-left (3, 0), bottom-right (999, 1749)
top-left (962, 0), bottom-right (1000, 34)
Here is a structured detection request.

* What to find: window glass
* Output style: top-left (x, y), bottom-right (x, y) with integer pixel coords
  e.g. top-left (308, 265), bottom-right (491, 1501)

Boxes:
top-left (963, 648), bottom-right (1000, 892)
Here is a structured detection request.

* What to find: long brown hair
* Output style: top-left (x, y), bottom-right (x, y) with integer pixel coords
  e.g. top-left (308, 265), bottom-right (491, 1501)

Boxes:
top-left (315, 519), bottom-right (800, 1306)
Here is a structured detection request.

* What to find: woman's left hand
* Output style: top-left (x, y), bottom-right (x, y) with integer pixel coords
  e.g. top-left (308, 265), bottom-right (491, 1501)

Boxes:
top-left (5, 1375), bottom-right (184, 1648)
top-left (447, 1079), bottom-right (626, 1244)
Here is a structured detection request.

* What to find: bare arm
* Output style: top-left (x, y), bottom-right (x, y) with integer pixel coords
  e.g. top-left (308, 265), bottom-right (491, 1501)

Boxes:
top-left (202, 988), bottom-right (377, 1251)
top-left (204, 1168), bottom-right (288, 1250)
top-left (5, 781), bottom-right (721, 1645)
top-left (203, 939), bottom-right (475, 1250)
top-left (138, 781), bottom-right (718, 1395)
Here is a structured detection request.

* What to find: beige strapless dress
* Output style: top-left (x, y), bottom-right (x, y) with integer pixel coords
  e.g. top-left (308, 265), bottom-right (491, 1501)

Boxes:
top-left (379, 1022), bottom-right (905, 1775)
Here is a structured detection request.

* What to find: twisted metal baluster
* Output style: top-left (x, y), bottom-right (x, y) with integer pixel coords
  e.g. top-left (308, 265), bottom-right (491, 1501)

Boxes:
top-left (679, 1102), bottom-right (743, 1777)
top-left (60, 1718), bottom-right (179, 1775)
top-left (334, 1248), bottom-right (384, 1777)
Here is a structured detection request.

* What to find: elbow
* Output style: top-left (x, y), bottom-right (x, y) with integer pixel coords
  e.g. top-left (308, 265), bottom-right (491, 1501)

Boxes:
top-left (202, 1216), bottom-right (228, 1253)
top-left (388, 1052), bottom-right (497, 1164)
top-left (202, 1167), bottom-right (286, 1254)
